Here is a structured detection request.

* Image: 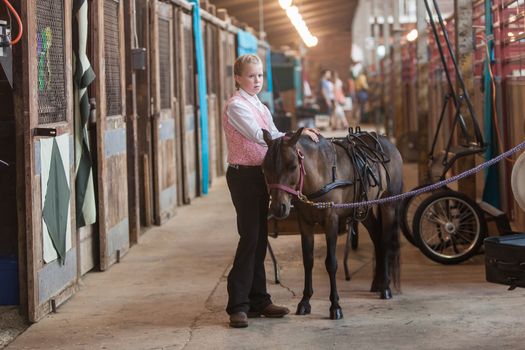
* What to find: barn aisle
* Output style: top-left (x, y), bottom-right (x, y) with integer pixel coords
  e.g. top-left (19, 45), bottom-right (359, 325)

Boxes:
top-left (5, 165), bottom-right (525, 350)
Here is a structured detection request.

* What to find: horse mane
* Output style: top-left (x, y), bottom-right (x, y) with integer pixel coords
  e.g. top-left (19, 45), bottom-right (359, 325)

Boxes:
top-left (264, 136), bottom-right (285, 171)
top-left (264, 134), bottom-right (334, 174)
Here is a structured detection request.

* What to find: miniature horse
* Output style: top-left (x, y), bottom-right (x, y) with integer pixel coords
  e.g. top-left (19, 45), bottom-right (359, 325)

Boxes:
top-left (262, 128), bottom-right (403, 320)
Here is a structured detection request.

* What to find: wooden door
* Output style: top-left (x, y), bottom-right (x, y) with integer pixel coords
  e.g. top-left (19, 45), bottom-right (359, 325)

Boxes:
top-left (150, 1), bottom-right (178, 224)
top-left (179, 11), bottom-right (197, 203)
top-left (217, 29), bottom-right (235, 174)
top-left (92, 0), bottom-right (129, 270)
top-left (17, 0), bottom-right (79, 322)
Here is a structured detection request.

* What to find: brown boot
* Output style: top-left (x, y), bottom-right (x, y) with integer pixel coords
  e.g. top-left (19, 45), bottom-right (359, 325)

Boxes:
top-left (229, 311), bottom-right (248, 328)
top-left (248, 304), bottom-right (290, 318)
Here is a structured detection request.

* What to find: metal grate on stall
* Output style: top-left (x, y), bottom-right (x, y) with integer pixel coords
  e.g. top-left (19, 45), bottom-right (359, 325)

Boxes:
top-left (104, 0), bottom-right (122, 116)
top-left (206, 24), bottom-right (218, 94)
top-left (36, 0), bottom-right (67, 125)
top-left (183, 21), bottom-right (194, 106)
top-left (158, 18), bottom-right (171, 110)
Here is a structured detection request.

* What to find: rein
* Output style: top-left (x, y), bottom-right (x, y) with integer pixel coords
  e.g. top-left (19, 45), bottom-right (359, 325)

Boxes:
top-left (266, 143), bottom-right (352, 206)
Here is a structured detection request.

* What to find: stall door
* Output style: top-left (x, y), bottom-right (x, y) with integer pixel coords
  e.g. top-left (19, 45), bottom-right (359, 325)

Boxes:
top-left (19, 0), bottom-right (78, 322)
top-left (217, 30), bottom-right (236, 173)
top-left (179, 12), bottom-right (197, 203)
top-left (93, 0), bottom-right (129, 270)
top-left (150, 1), bottom-right (178, 224)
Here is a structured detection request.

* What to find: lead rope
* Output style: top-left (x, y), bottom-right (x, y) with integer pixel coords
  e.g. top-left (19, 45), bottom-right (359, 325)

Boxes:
top-left (297, 140), bottom-right (525, 210)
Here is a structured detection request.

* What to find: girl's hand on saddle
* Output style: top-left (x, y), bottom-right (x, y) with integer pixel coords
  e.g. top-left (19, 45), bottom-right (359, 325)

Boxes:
top-left (302, 128), bottom-right (320, 143)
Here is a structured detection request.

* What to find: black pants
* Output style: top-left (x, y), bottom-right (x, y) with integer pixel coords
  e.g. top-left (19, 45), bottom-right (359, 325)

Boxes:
top-left (226, 165), bottom-right (272, 314)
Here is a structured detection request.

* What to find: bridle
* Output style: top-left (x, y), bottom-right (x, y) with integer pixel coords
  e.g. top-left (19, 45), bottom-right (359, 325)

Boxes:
top-left (266, 148), bottom-right (308, 200)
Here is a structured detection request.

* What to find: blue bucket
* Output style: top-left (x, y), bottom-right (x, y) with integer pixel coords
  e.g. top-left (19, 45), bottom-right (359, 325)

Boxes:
top-left (0, 256), bottom-right (19, 305)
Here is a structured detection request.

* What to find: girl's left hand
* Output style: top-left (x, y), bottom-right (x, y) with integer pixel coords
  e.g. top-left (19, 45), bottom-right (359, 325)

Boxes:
top-left (302, 128), bottom-right (321, 143)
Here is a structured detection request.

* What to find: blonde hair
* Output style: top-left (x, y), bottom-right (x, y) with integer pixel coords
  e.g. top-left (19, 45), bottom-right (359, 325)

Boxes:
top-left (233, 54), bottom-right (263, 89)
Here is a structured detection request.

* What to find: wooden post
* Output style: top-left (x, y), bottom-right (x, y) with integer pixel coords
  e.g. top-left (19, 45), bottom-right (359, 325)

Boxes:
top-left (135, 0), bottom-right (154, 226)
top-left (383, 0), bottom-right (392, 136)
top-left (455, 0), bottom-right (476, 198)
top-left (123, 0), bottom-right (140, 244)
top-left (416, 0), bottom-right (430, 184)
top-left (13, 0), bottom-right (33, 321)
top-left (392, 0), bottom-right (403, 140)
top-left (143, 154), bottom-right (152, 227)
top-left (371, 0), bottom-right (378, 106)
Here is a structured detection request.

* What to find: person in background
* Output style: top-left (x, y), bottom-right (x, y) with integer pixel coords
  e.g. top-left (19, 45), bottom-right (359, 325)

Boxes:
top-left (347, 70), bottom-right (357, 123)
top-left (355, 70), bottom-right (369, 122)
top-left (319, 69), bottom-right (335, 117)
top-left (223, 54), bottom-right (320, 328)
top-left (332, 71), bottom-right (349, 130)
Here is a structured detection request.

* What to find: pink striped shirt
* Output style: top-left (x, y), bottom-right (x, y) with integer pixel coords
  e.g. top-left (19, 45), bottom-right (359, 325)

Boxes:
top-left (223, 90), bottom-right (276, 166)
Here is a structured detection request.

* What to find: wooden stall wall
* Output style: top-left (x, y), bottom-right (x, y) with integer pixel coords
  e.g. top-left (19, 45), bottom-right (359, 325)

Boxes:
top-left (150, 0), bottom-right (178, 224)
top-left (123, 0), bottom-right (140, 246)
top-left (92, 0), bottom-right (130, 270)
top-left (400, 41), bottom-right (417, 136)
top-left (179, 10), bottom-right (197, 203)
top-left (172, 6), bottom-right (184, 207)
top-left (135, 0), bottom-right (155, 227)
top-left (16, 0), bottom-right (79, 322)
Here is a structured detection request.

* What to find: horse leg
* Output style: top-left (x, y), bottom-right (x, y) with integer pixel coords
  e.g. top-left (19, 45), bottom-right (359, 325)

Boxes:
top-left (343, 225), bottom-right (352, 281)
top-left (367, 203), bottom-right (400, 299)
top-left (296, 223), bottom-right (314, 315)
top-left (378, 203), bottom-right (401, 300)
top-left (325, 219), bottom-right (343, 320)
top-left (363, 212), bottom-right (390, 298)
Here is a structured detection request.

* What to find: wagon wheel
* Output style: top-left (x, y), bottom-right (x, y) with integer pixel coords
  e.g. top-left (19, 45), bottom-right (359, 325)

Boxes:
top-left (399, 183), bottom-right (447, 247)
top-left (412, 190), bottom-right (487, 264)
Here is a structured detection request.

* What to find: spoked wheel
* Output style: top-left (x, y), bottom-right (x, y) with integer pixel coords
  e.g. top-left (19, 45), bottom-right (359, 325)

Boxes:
top-left (400, 184), bottom-right (446, 246)
top-left (412, 190), bottom-right (487, 264)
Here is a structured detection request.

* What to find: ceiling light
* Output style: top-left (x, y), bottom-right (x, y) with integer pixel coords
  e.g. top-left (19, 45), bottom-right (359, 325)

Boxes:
top-left (281, 2), bottom-right (318, 47)
top-left (279, 0), bottom-right (292, 10)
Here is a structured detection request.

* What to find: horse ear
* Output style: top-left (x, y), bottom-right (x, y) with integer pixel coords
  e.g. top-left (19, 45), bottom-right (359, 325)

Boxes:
top-left (262, 129), bottom-right (273, 147)
top-left (287, 127), bottom-right (304, 146)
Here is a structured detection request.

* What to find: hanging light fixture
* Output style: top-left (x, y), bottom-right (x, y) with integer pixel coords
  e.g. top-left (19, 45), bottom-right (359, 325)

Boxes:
top-left (279, 0), bottom-right (292, 9)
top-left (280, 1), bottom-right (318, 47)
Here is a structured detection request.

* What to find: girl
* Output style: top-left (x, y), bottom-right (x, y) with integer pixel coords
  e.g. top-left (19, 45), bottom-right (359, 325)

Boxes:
top-left (223, 54), bottom-right (319, 328)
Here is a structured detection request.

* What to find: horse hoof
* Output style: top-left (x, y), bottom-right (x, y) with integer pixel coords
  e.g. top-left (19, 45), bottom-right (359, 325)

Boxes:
top-left (380, 289), bottom-right (392, 300)
top-left (330, 308), bottom-right (344, 320)
top-left (296, 303), bottom-right (311, 315)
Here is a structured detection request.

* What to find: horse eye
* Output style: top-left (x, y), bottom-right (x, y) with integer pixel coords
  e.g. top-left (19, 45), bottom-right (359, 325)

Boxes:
top-left (289, 164), bottom-right (297, 171)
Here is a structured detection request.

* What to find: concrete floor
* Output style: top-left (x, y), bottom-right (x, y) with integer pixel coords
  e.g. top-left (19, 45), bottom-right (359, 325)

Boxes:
top-left (4, 162), bottom-right (525, 349)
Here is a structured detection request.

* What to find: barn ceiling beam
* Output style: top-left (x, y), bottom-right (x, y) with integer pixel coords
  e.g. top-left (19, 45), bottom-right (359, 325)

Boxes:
top-left (256, 4), bottom-right (353, 27)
